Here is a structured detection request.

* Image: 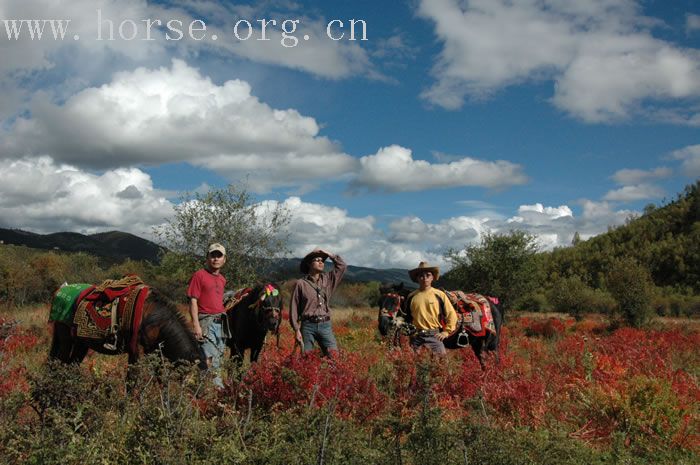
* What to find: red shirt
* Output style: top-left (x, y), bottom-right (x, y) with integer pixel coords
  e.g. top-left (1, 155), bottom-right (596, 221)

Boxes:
top-left (187, 268), bottom-right (226, 315)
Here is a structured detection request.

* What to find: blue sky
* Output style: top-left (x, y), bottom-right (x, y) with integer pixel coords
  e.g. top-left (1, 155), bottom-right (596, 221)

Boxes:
top-left (1, 0), bottom-right (699, 269)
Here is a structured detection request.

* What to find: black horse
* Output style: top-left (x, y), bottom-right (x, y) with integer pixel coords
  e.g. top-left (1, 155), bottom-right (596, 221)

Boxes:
top-left (226, 283), bottom-right (283, 364)
top-left (377, 283), bottom-right (412, 341)
top-left (49, 287), bottom-right (207, 371)
top-left (442, 294), bottom-right (503, 370)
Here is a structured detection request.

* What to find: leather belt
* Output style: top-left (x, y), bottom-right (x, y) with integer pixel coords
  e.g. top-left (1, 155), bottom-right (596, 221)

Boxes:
top-left (302, 315), bottom-right (330, 323)
top-left (199, 314), bottom-right (224, 323)
top-left (415, 328), bottom-right (439, 337)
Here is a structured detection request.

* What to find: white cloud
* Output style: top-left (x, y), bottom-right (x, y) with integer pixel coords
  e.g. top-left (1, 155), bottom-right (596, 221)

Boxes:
top-left (1, 60), bottom-right (357, 192)
top-left (0, 0), bottom-right (376, 81)
top-left (352, 145), bottom-right (528, 192)
top-left (0, 156), bottom-right (173, 236)
top-left (603, 184), bottom-right (665, 202)
top-left (612, 166), bottom-right (672, 185)
top-left (417, 0), bottom-right (700, 123)
top-left (670, 144), bottom-right (700, 177)
top-left (688, 14), bottom-right (700, 34)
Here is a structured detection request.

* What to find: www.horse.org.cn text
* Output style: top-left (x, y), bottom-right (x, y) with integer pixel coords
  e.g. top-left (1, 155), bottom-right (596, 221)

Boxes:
top-left (1, 9), bottom-right (368, 47)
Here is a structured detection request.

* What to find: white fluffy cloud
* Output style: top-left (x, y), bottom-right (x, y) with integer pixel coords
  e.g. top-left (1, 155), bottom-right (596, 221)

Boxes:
top-left (1, 60), bottom-right (357, 192)
top-left (670, 144), bottom-right (700, 177)
top-left (0, 164), bottom-right (638, 269)
top-left (0, 157), bottom-right (173, 236)
top-left (612, 166), bottom-right (672, 185)
top-left (352, 145), bottom-right (528, 192)
top-left (0, 0), bottom-right (376, 81)
top-left (417, 0), bottom-right (700, 123)
top-left (603, 184), bottom-right (665, 202)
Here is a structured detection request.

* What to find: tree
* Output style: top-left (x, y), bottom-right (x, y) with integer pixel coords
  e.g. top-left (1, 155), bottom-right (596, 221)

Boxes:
top-left (571, 231), bottom-right (581, 246)
top-left (154, 184), bottom-right (291, 288)
top-left (606, 257), bottom-right (655, 327)
top-left (445, 230), bottom-right (541, 313)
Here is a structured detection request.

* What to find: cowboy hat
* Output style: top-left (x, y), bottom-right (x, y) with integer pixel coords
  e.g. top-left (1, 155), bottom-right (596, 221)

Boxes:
top-left (408, 261), bottom-right (440, 283)
top-left (300, 248), bottom-right (329, 273)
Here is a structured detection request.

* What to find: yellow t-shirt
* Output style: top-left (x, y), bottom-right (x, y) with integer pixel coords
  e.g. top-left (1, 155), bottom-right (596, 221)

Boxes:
top-left (408, 287), bottom-right (458, 333)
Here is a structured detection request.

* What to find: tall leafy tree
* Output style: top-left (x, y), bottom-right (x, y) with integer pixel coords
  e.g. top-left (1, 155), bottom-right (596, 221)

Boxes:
top-left (154, 184), bottom-right (291, 287)
top-left (445, 230), bottom-right (541, 312)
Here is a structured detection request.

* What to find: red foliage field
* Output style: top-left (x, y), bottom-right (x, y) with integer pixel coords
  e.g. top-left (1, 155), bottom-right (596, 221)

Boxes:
top-left (1, 310), bottom-right (698, 458)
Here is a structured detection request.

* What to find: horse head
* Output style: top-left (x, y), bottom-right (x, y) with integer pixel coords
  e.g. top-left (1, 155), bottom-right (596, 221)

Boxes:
top-left (379, 292), bottom-right (404, 318)
top-left (251, 283), bottom-right (283, 332)
top-left (378, 289), bottom-right (407, 337)
top-left (139, 288), bottom-right (208, 370)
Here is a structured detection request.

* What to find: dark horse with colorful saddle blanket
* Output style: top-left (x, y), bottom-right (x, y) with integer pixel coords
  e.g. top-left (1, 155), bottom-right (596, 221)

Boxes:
top-left (49, 276), bottom-right (206, 375)
top-left (377, 283), bottom-right (502, 369)
top-left (225, 282), bottom-right (283, 364)
top-left (441, 290), bottom-right (502, 369)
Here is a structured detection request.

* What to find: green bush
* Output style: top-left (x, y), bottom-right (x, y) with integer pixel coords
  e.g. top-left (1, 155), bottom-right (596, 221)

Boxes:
top-left (606, 257), bottom-right (655, 327)
top-left (515, 292), bottom-right (550, 312)
top-left (548, 275), bottom-right (615, 321)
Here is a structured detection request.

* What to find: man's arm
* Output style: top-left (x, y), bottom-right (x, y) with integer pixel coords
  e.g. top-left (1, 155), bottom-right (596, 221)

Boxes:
top-left (322, 251), bottom-right (346, 292)
top-left (190, 297), bottom-right (202, 340)
top-left (437, 291), bottom-right (458, 341)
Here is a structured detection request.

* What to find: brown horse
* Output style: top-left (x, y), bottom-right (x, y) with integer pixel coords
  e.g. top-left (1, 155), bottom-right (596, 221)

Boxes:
top-left (49, 286), bottom-right (207, 372)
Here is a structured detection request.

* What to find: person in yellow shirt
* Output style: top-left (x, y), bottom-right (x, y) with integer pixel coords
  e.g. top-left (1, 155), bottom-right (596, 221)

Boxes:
top-left (404, 261), bottom-right (457, 355)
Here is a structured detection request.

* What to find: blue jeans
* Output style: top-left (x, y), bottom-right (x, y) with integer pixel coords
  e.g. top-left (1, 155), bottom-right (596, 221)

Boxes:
top-left (301, 320), bottom-right (337, 356)
top-left (199, 315), bottom-right (226, 388)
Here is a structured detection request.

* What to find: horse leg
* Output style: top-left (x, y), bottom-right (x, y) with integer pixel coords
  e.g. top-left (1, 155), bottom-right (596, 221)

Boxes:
top-left (472, 339), bottom-right (486, 371)
top-left (49, 322), bottom-right (72, 363)
top-left (126, 352), bottom-right (139, 394)
top-left (69, 341), bottom-right (89, 364)
top-left (251, 336), bottom-right (269, 363)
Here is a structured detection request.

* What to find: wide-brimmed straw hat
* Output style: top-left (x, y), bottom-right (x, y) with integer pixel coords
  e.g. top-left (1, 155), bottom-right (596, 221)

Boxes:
top-left (300, 248), bottom-right (329, 273)
top-left (408, 261), bottom-right (440, 283)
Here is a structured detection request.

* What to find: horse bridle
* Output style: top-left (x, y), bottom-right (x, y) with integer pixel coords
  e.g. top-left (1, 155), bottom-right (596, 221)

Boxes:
top-left (380, 292), bottom-right (403, 318)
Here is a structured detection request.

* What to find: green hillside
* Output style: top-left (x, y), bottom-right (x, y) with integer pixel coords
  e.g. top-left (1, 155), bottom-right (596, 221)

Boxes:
top-left (544, 182), bottom-right (700, 294)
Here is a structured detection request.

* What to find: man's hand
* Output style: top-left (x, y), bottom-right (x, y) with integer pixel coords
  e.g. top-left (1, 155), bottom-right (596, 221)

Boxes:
top-left (193, 323), bottom-right (203, 341)
top-left (436, 331), bottom-right (449, 341)
top-left (295, 330), bottom-right (303, 344)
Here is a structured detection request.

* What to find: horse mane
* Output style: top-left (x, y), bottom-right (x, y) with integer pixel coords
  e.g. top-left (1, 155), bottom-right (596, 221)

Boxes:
top-left (143, 288), bottom-right (204, 366)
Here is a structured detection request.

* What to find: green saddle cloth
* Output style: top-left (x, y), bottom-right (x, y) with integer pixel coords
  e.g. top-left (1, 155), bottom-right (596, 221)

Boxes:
top-left (50, 284), bottom-right (92, 323)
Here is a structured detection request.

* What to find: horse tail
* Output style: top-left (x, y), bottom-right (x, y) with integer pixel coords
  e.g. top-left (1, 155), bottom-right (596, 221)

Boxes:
top-left (486, 302), bottom-right (503, 352)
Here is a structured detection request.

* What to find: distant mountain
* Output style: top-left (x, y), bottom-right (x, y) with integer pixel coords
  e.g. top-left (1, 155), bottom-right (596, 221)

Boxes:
top-left (0, 228), bottom-right (164, 263)
top-left (266, 257), bottom-right (414, 286)
top-left (0, 228), bottom-right (412, 284)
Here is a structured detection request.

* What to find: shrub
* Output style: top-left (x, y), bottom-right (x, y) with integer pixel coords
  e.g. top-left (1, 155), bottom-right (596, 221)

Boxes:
top-left (549, 275), bottom-right (614, 321)
top-left (606, 258), bottom-right (655, 327)
top-left (515, 292), bottom-right (550, 312)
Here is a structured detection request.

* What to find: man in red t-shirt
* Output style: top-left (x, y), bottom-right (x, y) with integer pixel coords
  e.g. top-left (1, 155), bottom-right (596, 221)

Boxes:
top-left (188, 242), bottom-right (227, 388)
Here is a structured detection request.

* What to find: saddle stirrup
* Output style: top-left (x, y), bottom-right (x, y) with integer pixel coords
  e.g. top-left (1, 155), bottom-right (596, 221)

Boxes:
top-left (103, 300), bottom-right (119, 351)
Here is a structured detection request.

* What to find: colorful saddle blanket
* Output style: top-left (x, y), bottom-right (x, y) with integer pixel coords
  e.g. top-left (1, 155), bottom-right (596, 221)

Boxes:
top-left (444, 291), bottom-right (496, 337)
top-left (50, 276), bottom-right (149, 354)
top-left (49, 283), bottom-right (92, 323)
top-left (224, 287), bottom-right (253, 311)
